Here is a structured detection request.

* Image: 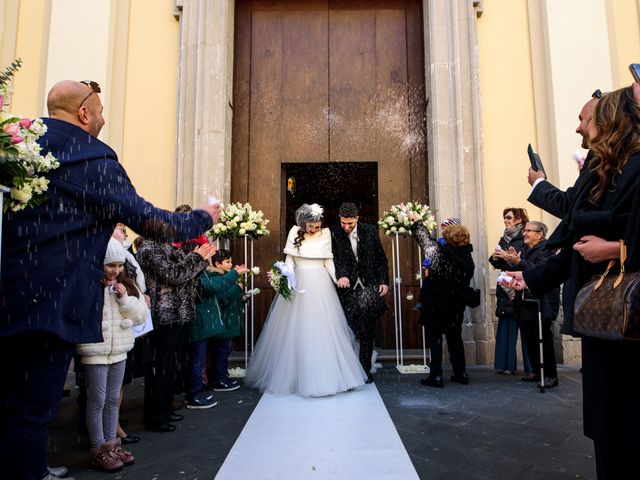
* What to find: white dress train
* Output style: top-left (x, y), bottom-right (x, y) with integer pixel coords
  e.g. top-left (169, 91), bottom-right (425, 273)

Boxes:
top-left (245, 228), bottom-right (367, 397)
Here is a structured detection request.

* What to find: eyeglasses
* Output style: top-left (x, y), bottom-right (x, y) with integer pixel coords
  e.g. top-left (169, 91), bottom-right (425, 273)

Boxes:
top-left (592, 89), bottom-right (602, 99)
top-left (503, 215), bottom-right (514, 220)
top-left (523, 228), bottom-right (541, 233)
top-left (79, 80), bottom-right (101, 108)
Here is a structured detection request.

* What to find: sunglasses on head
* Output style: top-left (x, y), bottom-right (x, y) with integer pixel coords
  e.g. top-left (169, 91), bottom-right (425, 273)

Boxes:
top-left (592, 89), bottom-right (602, 99)
top-left (79, 80), bottom-right (101, 107)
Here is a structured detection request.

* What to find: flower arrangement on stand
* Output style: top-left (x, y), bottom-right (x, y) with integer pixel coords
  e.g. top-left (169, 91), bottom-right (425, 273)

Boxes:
top-left (207, 202), bottom-right (269, 376)
top-left (208, 202), bottom-right (270, 240)
top-left (380, 201), bottom-right (436, 375)
top-left (0, 59), bottom-right (60, 212)
top-left (377, 201), bottom-right (437, 236)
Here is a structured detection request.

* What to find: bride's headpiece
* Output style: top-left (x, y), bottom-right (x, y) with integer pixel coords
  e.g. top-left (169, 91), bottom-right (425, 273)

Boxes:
top-left (295, 203), bottom-right (324, 227)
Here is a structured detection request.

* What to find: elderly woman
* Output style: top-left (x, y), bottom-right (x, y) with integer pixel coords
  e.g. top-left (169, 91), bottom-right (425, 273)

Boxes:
top-left (408, 212), bottom-right (475, 388)
top-left (489, 208), bottom-right (532, 375)
top-left (498, 221), bottom-right (559, 387)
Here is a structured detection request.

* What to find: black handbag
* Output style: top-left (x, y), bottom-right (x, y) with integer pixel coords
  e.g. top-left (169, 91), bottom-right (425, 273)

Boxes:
top-left (461, 280), bottom-right (481, 308)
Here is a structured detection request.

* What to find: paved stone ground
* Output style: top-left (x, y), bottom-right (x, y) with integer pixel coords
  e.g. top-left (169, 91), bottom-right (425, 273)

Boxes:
top-left (48, 365), bottom-right (594, 480)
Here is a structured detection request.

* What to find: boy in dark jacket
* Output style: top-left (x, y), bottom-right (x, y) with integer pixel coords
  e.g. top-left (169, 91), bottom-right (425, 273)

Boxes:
top-left (206, 250), bottom-right (248, 391)
top-left (186, 253), bottom-right (246, 408)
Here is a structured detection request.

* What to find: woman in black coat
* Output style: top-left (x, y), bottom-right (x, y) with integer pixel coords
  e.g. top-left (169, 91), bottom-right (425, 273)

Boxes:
top-left (499, 221), bottom-right (560, 386)
top-left (507, 86), bottom-right (640, 479)
top-left (409, 217), bottom-right (475, 388)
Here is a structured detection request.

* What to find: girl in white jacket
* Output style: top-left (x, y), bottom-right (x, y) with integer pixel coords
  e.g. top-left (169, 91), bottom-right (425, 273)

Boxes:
top-left (77, 238), bottom-right (149, 472)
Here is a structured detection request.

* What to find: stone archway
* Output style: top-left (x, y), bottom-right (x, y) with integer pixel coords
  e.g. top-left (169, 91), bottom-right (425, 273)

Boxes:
top-left (173, 0), bottom-right (491, 364)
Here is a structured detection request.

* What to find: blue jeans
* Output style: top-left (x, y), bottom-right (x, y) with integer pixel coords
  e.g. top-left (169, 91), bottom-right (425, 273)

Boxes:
top-left (207, 337), bottom-right (233, 382)
top-left (187, 339), bottom-right (208, 400)
top-left (494, 316), bottom-right (531, 373)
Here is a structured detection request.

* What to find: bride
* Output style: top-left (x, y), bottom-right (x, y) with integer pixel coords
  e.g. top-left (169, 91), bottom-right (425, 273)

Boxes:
top-left (245, 203), bottom-right (367, 397)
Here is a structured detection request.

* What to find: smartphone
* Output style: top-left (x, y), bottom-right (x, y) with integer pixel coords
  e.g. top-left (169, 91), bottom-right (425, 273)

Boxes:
top-left (630, 63), bottom-right (640, 82)
top-left (527, 143), bottom-right (546, 175)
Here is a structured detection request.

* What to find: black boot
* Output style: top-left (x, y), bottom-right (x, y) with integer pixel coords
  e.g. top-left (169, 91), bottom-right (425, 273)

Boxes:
top-left (420, 376), bottom-right (444, 388)
top-left (450, 372), bottom-right (469, 385)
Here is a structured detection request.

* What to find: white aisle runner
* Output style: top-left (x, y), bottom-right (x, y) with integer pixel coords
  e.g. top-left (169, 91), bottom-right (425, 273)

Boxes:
top-left (215, 384), bottom-right (419, 479)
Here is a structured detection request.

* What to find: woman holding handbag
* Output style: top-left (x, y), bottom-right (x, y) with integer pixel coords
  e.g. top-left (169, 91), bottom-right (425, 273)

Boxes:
top-left (407, 213), bottom-right (475, 388)
top-left (506, 85), bottom-right (640, 479)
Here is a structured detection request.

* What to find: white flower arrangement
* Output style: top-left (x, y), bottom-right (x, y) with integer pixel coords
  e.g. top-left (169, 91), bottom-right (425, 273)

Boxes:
top-left (377, 202), bottom-right (437, 236)
top-left (251, 266), bottom-right (261, 275)
top-left (0, 59), bottom-right (60, 212)
top-left (208, 202), bottom-right (270, 240)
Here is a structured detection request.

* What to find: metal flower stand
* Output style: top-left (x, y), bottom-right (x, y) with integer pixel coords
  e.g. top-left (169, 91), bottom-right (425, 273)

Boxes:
top-left (243, 235), bottom-right (255, 370)
top-left (391, 232), bottom-right (430, 374)
top-left (227, 235), bottom-right (257, 379)
top-left (0, 185), bottom-right (9, 277)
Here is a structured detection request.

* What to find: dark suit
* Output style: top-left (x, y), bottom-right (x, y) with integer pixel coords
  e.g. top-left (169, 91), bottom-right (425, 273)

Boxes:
top-left (331, 222), bottom-right (389, 372)
top-left (527, 154), bottom-right (592, 220)
top-left (0, 118), bottom-right (212, 479)
top-left (523, 153), bottom-right (640, 479)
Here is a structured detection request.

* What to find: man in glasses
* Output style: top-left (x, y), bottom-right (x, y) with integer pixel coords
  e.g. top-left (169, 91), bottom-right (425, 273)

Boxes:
top-left (0, 80), bottom-right (221, 480)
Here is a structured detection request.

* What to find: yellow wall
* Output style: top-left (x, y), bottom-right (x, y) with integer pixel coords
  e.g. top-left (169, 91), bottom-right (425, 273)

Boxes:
top-left (477, 0), bottom-right (538, 251)
top-left (10, 0), bottom-right (49, 117)
top-left (121, 0), bottom-right (179, 211)
top-left (606, 0), bottom-right (640, 89)
top-left (477, 0), bottom-right (640, 257)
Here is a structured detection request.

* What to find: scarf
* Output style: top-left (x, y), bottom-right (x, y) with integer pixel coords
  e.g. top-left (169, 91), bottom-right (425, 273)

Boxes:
top-left (501, 223), bottom-right (523, 246)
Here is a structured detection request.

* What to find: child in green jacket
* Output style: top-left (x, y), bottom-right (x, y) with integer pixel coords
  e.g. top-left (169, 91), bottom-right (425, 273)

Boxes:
top-left (207, 249), bottom-right (247, 391)
top-left (186, 252), bottom-right (246, 408)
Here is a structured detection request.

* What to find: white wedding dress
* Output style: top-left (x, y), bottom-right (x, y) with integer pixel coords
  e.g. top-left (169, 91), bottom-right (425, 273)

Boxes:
top-left (245, 227), bottom-right (367, 397)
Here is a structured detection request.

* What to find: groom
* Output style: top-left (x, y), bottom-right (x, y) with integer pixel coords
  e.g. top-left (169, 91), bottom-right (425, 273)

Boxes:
top-left (331, 202), bottom-right (389, 383)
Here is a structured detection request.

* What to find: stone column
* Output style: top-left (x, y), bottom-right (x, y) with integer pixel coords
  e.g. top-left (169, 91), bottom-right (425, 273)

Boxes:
top-left (174, 0), bottom-right (235, 207)
top-left (423, 0), bottom-right (491, 365)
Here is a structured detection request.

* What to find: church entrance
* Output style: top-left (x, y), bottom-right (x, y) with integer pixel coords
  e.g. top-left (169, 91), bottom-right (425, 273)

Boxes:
top-left (282, 162), bottom-right (378, 233)
top-left (231, 0), bottom-right (427, 348)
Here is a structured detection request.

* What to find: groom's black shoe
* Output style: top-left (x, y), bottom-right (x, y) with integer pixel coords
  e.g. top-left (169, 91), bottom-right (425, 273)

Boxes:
top-left (365, 372), bottom-right (374, 384)
top-left (450, 372), bottom-right (470, 385)
top-left (420, 376), bottom-right (444, 388)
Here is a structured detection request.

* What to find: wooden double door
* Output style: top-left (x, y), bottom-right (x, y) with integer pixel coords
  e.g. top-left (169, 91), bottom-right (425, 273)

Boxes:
top-left (231, 0), bottom-right (428, 349)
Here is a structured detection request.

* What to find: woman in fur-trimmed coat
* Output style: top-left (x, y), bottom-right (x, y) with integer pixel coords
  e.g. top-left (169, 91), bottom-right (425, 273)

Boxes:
top-left (135, 236), bottom-right (215, 431)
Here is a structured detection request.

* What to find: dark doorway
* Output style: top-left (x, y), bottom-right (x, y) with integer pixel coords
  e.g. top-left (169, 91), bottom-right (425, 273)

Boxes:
top-left (282, 162), bottom-right (378, 237)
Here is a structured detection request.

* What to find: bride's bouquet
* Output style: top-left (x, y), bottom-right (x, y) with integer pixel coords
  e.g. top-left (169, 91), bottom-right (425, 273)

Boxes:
top-left (1, 59), bottom-right (60, 212)
top-left (270, 261), bottom-right (299, 301)
top-left (378, 202), bottom-right (437, 236)
top-left (208, 202), bottom-right (270, 240)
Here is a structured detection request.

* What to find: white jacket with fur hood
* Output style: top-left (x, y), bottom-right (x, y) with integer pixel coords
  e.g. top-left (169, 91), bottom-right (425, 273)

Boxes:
top-left (77, 286), bottom-right (149, 365)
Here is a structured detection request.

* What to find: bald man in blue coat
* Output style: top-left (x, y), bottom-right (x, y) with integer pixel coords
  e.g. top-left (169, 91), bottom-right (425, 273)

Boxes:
top-left (0, 80), bottom-right (219, 480)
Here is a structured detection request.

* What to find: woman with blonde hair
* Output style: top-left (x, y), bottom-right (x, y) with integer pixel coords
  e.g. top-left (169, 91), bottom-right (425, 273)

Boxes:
top-left (408, 213), bottom-right (475, 388)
